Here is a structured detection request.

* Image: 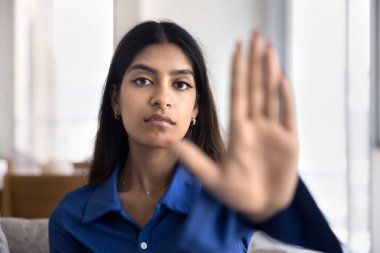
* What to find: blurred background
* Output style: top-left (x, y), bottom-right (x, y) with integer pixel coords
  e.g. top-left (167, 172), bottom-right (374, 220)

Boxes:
top-left (0, 0), bottom-right (377, 252)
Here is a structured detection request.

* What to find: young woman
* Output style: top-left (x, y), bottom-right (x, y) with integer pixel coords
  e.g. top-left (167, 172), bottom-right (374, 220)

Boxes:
top-left (49, 21), bottom-right (342, 253)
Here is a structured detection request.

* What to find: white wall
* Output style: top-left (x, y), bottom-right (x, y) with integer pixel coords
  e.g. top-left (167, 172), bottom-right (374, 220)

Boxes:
top-left (114, 0), bottom-right (266, 135)
top-left (0, 0), bottom-right (14, 159)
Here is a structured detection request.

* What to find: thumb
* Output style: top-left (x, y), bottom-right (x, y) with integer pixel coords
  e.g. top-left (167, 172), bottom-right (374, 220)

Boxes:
top-left (169, 139), bottom-right (221, 189)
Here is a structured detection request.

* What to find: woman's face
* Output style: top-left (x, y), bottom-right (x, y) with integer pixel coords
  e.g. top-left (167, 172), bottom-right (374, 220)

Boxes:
top-left (114, 43), bottom-right (198, 148)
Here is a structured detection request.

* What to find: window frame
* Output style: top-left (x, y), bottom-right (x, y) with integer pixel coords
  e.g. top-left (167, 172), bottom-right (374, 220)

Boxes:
top-left (370, 0), bottom-right (380, 252)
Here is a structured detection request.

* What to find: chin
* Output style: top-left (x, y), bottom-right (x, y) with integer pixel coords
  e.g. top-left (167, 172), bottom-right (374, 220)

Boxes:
top-left (142, 137), bottom-right (173, 148)
top-left (131, 131), bottom-right (186, 149)
top-left (150, 139), bottom-right (170, 147)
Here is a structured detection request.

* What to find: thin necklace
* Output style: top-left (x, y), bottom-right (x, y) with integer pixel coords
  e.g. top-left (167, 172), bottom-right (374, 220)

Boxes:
top-left (120, 180), bottom-right (167, 195)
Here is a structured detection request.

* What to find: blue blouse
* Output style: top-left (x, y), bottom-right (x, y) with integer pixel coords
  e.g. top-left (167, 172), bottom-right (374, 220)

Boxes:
top-left (49, 162), bottom-right (342, 253)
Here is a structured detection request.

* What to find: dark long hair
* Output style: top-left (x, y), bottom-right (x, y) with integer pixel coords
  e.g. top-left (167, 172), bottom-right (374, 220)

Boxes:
top-left (88, 21), bottom-right (225, 184)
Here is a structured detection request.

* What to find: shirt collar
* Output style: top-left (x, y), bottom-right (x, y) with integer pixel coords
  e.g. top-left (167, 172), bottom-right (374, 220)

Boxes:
top-left (82, 162), bottom-right (123, 223)
top-left (160, 162), bottom-right (201, 214)
top-left (82, 162), bottom-right (201, 223)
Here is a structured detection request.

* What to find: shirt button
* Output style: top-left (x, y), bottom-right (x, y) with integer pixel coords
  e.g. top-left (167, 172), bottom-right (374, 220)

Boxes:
top-left (140, 242), bottom-right (148, 250)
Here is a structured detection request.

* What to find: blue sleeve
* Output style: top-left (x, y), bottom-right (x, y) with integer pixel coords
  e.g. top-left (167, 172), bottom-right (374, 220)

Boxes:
top-left (48, 199), bottom-right (86, 253)
top-left (180, 178), bottom-right (343, 253)
top-left (252, 179), bottom-right (342, 252)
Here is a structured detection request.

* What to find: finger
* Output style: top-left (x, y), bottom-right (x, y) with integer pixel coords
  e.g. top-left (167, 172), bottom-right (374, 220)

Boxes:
top-left (169, 140), bottom-right (222, 188)
top-left (265, 46), bottom-right (280, 120)
top-left (279, 75), bottom-right (297, 131)
top-left (230, 42), bottom-right (247, 131)
top-left (249, 31), bottom-right (265, 119)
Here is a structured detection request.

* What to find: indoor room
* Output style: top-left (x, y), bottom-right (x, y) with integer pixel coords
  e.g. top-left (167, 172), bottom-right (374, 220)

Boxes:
top-left (0, 0), bottom-right (376, 252)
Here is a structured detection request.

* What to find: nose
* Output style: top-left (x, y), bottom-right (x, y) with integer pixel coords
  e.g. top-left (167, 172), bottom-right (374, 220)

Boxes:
top-left (150, 85), bottom-right (173, 109)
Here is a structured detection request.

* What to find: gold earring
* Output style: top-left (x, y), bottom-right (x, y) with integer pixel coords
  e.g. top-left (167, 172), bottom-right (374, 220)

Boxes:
top-left (191, 117), bottom-right (196, 126)
top-left (114, 111), bottom-right (120, 120)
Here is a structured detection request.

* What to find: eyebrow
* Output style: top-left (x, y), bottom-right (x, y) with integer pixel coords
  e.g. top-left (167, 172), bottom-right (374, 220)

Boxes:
top-left (170, 69), bottom-right (194, 76)
top-left (127, 64), bottom-right (194, 77)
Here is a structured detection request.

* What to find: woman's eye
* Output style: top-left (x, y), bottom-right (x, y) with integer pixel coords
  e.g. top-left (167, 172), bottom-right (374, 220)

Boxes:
top-left (132, 77), bottom-right (153, 86)
top-left (173, 81), bottom-right (192, 90)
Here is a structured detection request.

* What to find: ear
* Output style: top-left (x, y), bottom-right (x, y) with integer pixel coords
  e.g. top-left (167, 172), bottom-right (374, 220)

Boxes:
top-left (192, 102), bottom-right (199, 118)
top-left (111, 85), bottom-right (120, 113)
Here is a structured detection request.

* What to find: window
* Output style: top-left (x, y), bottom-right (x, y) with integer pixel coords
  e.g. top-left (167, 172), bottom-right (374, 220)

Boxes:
top-left (290, 0), bottom-right (370, 252)
top-left (14, 0), bottom-right (113, 170)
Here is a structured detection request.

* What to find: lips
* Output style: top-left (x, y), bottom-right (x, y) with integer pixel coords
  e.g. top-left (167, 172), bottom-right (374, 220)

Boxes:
top-left (144, 114), bottom-right (176, 126)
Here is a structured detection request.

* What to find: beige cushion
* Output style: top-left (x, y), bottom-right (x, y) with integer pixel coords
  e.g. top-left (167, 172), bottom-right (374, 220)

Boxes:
top-left (0, 220), bottom-right (10, 253)
top-left (0, 217), bottom-right (48, 253)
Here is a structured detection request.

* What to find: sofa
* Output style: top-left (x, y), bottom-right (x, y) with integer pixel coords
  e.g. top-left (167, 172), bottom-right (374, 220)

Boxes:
top-left (0, 217), bottom-right (48, 253)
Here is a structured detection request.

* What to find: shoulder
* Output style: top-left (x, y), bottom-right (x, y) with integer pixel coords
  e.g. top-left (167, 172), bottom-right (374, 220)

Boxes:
top-left (49, 185), bottom-right (97, 252)
top-left (59, 183), bottom-right (96, 209)
top-left (50, 184), bottom-right (96, 224)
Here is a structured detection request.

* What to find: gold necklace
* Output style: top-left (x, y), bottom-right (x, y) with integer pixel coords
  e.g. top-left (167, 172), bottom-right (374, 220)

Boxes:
top-left (120, 180), bottom-right (167, 195)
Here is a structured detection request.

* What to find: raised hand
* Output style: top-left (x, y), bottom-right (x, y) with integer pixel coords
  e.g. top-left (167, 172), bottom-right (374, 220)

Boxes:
top-left (170, 31), bottom-right (299, 222)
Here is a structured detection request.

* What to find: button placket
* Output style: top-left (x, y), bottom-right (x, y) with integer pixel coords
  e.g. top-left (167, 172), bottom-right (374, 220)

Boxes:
top-left (138, 226), bottom-right (152, 252)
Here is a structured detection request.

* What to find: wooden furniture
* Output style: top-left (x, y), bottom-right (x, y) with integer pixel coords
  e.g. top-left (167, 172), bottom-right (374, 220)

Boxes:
top-left (1, 173), bottom-right (87, 218)
top-left (0, 159), bottom-right (12, 212)
top-left (73, 161), bottom-right (91, 176)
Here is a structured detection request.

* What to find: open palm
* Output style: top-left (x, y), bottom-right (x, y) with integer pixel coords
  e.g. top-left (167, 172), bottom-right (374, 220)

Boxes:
top-left (171, 31), bottom-right (299, 222)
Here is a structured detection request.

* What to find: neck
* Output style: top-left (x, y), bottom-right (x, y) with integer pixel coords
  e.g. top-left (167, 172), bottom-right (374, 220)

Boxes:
top-left (119, 142), bottom-right (178, 192)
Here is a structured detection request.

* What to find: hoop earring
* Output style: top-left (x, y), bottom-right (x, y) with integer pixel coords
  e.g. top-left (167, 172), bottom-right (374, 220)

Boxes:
top-left (191, 117), bottom-right (196, 126)
top-left (114, 111), bottom-right (120, 120)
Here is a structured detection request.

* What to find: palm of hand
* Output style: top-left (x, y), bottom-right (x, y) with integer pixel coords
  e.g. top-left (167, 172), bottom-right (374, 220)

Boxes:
top-left (171, 32), bottom-right (299, 222)
top-left (222, 119), bottom-right (298, 220)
